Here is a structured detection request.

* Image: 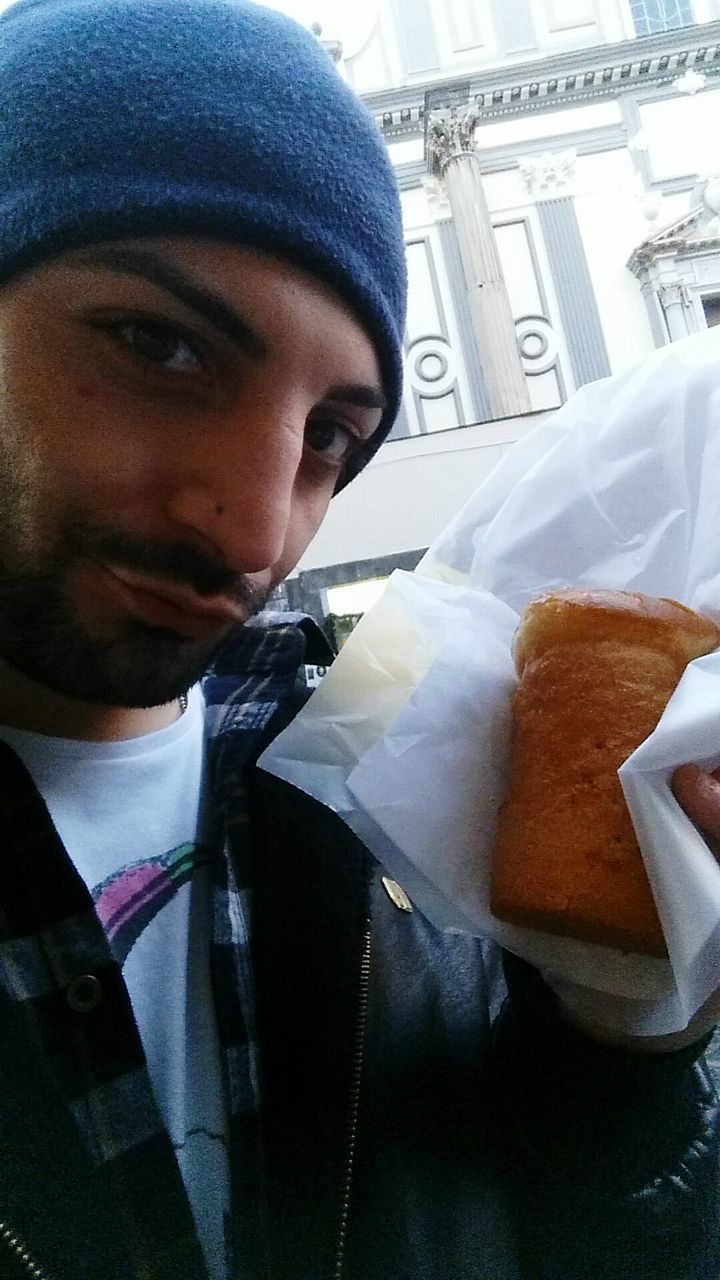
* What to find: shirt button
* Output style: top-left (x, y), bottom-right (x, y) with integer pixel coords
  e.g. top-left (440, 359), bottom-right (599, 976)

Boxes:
top-left (66, 974), bottom-right (103, 1013)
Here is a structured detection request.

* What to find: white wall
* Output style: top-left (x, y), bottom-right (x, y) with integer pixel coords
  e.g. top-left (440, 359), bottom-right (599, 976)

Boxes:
top-left (572, 149), bottom-right (657, 373)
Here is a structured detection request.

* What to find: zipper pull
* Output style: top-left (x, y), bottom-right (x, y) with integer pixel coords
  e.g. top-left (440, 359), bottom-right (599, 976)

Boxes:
top-left (381, 876), bottom-right (413, 913)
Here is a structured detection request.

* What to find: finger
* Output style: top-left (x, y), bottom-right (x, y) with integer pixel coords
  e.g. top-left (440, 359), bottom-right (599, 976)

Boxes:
top-left (672, 764), bottom-right (720, 841)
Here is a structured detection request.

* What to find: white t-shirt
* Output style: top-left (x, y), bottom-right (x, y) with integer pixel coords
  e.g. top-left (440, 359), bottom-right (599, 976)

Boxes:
top-left (0, 686), bottom-right (230, 1280)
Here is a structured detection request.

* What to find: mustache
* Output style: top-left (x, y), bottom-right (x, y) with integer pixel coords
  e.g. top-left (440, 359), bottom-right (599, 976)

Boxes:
top-left (63, 521), bottom-right (260, 607)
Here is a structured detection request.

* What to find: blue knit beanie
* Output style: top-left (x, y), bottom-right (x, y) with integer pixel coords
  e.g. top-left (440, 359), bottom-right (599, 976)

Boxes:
top-left (0, 0), bottom-right (407, 482)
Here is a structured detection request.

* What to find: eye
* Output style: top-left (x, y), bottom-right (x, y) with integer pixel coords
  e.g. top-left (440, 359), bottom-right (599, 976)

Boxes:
top-left (305, 416), bottom-right (360, 466)
top-left (114, 320), bottom-right (203, 375)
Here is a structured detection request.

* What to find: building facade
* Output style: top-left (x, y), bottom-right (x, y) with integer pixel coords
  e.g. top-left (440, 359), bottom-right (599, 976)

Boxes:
top-left (283, 0), bottom-right (720, 624)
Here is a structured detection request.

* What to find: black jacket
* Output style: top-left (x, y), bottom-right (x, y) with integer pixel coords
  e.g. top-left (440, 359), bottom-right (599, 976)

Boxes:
top-left (250, 761), bottom-right (720, 1280)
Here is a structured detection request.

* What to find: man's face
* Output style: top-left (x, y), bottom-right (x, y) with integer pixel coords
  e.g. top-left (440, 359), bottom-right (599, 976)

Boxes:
top-left (0, 237), bottom-right (384, 708)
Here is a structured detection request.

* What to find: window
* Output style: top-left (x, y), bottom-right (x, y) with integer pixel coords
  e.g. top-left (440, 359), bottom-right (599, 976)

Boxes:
top-left (629, 0), bottom-right (694, 36)
top-left (446, 0), bottom-right (484, 52)
top-left (702, 295), bottom-right (720, 328)
top-left (542, 0), bottom-right (596, 32)
top-left (323, 579), bottom-right (389, 651)
top-left (325, 578), bottom-right (388, 616)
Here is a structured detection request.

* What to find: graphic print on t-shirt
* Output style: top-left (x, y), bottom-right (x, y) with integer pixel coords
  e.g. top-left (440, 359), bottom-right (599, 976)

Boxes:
top-left (92, 842), bottom-right (213, 965)
top-left (90, 837), bottom-right (230, 1280)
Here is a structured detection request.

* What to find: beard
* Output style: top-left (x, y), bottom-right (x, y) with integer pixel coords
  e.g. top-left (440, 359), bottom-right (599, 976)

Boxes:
top-left (0, 519), bottom-right (271, 708)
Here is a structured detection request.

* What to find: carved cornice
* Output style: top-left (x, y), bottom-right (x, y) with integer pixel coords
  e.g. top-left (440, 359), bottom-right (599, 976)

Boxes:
top-left (365, 22), bottom-right (720, 141)
top-left (628, 234), bottom-right (720, 273)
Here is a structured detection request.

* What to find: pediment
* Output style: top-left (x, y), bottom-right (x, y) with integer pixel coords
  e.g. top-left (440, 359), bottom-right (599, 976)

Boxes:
top-left (647, 204), bottom-right (715, 247)
top-left (628, 200), bottom-right (720, 273)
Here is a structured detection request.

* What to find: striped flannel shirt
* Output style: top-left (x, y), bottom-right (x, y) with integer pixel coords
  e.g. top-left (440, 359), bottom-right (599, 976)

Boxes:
top-left (0, 611), bottom-right (322, 1280)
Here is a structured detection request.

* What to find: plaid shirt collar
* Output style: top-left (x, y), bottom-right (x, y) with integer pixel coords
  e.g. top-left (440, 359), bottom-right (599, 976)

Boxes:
top-left (0, 611), bottom-right (321, 1280)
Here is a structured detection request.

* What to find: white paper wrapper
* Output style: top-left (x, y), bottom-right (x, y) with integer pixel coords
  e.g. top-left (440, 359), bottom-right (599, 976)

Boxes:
top-left (260, 329), bottom-right (720, 1037)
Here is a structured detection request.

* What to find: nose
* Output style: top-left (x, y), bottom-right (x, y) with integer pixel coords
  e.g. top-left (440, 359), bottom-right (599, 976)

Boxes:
top-left (166, 405), bottom-right (304, 574)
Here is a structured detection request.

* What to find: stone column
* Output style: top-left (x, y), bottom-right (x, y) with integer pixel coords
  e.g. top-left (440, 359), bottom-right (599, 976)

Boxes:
top-left (426, 104), bottom-right (531, 418)
top-left (657, 283), bottom-right (694, 342)
top-left (519, 150), bottom-right (610, 387)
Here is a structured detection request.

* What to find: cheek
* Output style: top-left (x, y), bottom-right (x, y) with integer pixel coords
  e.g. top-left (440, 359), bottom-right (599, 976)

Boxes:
top-left (40, 379), bottom-right (166, 501)
top-left (75, 378), bottom-right (99, 404)
top-left (0, 323), bottom-right (163, 530)
top-left (0, 400), bottom-right (56, 564)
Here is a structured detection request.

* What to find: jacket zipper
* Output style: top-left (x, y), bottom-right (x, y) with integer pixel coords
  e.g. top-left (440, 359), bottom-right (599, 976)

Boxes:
top-left (0, 1221), bottom-right (49, 1279)
top-left (332, 916), bottom-right (372, 1280)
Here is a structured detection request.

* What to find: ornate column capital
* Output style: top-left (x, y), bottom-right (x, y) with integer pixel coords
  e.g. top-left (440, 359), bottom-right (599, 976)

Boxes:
top-left (519, 149), bottom-right (576, 201)
top-left (420, 174), bottom-right (451, 218)
top-left (658, 282), bottom-right (690, 308)
top-left (426, 104), bottom-right (481, 174)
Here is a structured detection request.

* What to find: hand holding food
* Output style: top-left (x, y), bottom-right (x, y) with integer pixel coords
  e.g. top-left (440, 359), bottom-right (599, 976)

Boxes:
top-left (672, 763), bottom-right (720, 841)
top-left (490, 589), bottom-right (720, 956)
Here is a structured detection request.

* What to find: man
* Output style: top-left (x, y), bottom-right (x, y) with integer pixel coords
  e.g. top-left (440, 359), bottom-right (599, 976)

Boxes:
top-left (0, 1), bottom-right (717, 1279)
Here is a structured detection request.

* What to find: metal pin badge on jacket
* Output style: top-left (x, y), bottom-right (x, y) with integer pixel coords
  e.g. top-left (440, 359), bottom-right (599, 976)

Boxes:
top-left (381, 876), bottom-right (413, 912)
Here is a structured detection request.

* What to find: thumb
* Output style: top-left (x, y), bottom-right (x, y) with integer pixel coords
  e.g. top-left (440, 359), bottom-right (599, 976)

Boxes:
top-left (672, 764), bottom-right (720, 842)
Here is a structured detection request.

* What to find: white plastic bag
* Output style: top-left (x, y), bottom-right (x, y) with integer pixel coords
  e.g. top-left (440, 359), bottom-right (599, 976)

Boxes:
top-left (260, 329), bottom-right (720, 1036)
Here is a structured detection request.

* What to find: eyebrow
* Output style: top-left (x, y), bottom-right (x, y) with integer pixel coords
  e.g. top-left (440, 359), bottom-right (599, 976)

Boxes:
top-left (324, 383), bottom-right (387, 412)
top-left (70, 244), bottom-right (388, 413)
top-left (71, 244), bottom-right (268, 360)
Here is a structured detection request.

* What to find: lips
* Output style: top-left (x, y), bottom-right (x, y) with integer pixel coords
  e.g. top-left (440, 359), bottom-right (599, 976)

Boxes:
top-left (99, 565), bottom-right (246, 640)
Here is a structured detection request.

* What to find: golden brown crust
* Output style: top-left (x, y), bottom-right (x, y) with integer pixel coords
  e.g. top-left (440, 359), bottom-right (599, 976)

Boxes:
top-left (491, 590), bottom-right (720, 957)
top-left (513, 589), bottom-right (720, 679)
